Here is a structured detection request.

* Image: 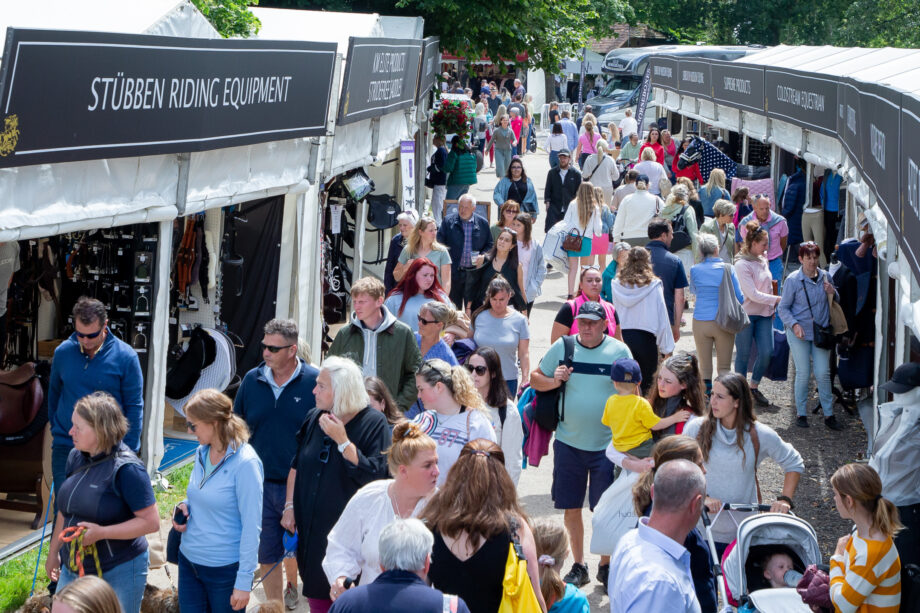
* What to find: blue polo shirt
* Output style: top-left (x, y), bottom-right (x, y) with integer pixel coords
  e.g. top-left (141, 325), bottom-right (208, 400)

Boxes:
top-left (647, 240), bottom-right (689, 324)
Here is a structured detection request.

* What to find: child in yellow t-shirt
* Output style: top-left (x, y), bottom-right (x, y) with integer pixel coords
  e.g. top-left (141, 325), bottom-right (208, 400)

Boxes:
top-left (601, 358), bottom-right (691, 458)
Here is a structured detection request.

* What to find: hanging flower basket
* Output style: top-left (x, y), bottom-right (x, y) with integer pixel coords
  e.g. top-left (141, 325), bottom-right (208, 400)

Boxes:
top-left (431, 99), bottom-right (473, 141)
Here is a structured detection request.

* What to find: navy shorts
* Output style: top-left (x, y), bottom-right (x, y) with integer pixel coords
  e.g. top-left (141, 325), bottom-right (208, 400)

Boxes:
top-left (259, 480), bottom-right (294, 565)
top-left (551, 439), bottom-right (615, 511)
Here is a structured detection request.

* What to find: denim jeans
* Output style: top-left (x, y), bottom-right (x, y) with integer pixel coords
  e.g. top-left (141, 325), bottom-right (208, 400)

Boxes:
top-left (734, 314), bottom-right (774, 384)
top-left (506, 379), bottom-right (518, 400)
top-left (178, 551), bottom-right (244, 613)
top-left (445, 185), bottom-right (469, 201)
top-left (786, 328), bottom-right (833, 417)
top-left (769, 258), bottom-right (784, 331)
top-left (549, 150), bottom-right (559, 168)
top-left (59, 549), bottom-right (149, 613)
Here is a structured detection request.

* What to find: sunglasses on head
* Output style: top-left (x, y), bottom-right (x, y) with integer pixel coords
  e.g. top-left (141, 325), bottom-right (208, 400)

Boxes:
top-left (464, 364), bottom-right (488, 376)
top-left (581, 264), bottom-right (600, 270)
top-left (261, 342), bottom-right (294, 353)
top-left (75, 328), bottom-right (104, 339)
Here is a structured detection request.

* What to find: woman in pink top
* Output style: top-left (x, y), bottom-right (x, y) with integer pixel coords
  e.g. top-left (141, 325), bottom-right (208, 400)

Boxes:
top-left (574, 119), bottom-right (602, 169)
top-left (733, 220), bottom-right (782, 407)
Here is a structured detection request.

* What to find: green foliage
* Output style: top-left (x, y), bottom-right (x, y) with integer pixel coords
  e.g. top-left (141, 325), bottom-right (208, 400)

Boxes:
top-left (837, 0), bottom-right (920, 47)
top-left (0, 547), bottom-right (41, 612)
top-left (156, 462), bottom-right (194, 519)
top-left (192, 0), bottom-right (262, 38)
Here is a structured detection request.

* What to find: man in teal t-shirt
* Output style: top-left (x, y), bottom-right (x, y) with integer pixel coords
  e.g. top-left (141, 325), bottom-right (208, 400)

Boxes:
top-left (530, 301), bottom-right (632, 591)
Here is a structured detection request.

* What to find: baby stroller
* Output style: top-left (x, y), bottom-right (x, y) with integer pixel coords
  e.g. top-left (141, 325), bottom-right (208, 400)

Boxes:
top-left (703, 504), bottom-right (821, 612)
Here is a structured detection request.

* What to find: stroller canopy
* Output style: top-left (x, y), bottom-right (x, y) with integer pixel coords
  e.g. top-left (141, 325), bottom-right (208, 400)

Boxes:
top-left (723, 513), bottom-right (822, 599)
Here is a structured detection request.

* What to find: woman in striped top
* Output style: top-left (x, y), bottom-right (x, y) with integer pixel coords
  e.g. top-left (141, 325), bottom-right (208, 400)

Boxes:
top-left (829, 463), bottom-right (902, 613)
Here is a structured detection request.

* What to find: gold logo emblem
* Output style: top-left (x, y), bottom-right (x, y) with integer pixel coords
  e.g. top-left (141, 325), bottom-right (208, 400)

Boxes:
top-left (0, 114), bottom-right (20, 157)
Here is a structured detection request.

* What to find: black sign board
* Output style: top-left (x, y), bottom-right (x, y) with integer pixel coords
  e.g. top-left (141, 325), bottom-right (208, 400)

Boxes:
top-left (899, 93), bottom-right (920, 281)
top-left (765, 67), bottom-right (838, 137)
top-left (711, 61), bottom-right (765, 113)
top-left (648, 56), bottom-right (679, 92)
top-left (416, 36), bottom-right (440, 103)
top-left (837, 79), bottom-right (862, 171)
top-left (338, 37), bottom-right (422, 125)
top-left (677, 60), bottom-right (712, 100)
top-left (858, 81), bottom-right (901, 241)
top-left (0, 28), bottom-right (336, 168)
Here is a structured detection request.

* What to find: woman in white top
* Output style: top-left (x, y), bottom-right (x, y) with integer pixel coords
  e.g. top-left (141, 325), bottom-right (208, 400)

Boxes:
top-left (580, 140), bottom-right (621, 206)
top-left (544, 123), bottom-right (568, 168)
top-left (610, 175), bottom-right (664, 246)
top-left (563, 183), bottom-right (603, 298)
top-left (633, 147), bottom-right (668, 196)
top-left (466, 347), bottom-right (524, 486)
top-left (511, 212), bottom-right (546, 315)
top-left (412, 359), bottom-right (496, 485)
top-left (323, 423), bottom-right (439, 596)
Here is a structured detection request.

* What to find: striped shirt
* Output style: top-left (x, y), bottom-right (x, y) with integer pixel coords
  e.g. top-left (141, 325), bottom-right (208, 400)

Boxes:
top-left (829, 532), bottom-right (901, 613)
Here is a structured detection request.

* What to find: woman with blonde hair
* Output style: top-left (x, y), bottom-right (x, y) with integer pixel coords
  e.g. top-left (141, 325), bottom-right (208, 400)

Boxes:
top-left (282, 356), bottom-right (391, 613)
top-left (173, 389), bottom-right (263, 613)
top-left (46, 392), bottom-right (158, 613)
top-left (422, 439), bottom-right (546, 613)
top-left (660, 183), bottom-right (699, 283)
top-left (562, 183), bottom-right (602, 298)
top-left (610, 246), bottom-right (674, 393)
top-left (699, 168), bottom-right (730, 218)
top-left (323, 422), bottom-right (439, 600)
top-left (411, 358), bottom-right (496, 485)
top-left (574, 118), bottom-right (601, 169)
top-left (532, 519), bottom-right (589, 612)
top-left (394, 215), bottom-right (452, 293)
top-left (829, 463), bottom-right (902, 612)
top-left (633, 146), bottom-right (668, 196)
top-left (581, 139), bottom-right (620, 206)
top-left (53, 575), bottom-right (122, 613)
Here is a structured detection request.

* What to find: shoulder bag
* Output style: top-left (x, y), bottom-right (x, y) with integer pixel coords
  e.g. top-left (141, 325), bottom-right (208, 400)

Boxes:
top-left (533, 336), bottom-right (575, 431)
top-left (562, 229), bottom-right (584, 252)
top-left (801, 273), bottom-right (836, 350)
top-left (668, 205), bottom-right (692, 253)
top-left (715, 264), bottom-right (749, 333)
top-left (498, 516), bottom-right (542, 613)
top-left (658, 175), bottom-right (672, 199)
top-left (828, 292), bottom-right (848, 336)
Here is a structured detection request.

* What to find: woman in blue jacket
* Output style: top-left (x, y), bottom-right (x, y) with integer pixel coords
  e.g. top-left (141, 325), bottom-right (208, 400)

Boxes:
top-left (173, 389), bottom-right (264, 613)
top-left (493, 158), bottom-right (538, 218)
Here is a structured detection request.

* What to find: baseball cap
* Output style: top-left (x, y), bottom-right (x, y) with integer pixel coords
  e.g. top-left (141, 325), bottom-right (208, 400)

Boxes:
top-left (611, 358), bottom-right (642, 384)
top-left (575, 301), bottom-right (606, 321)
top-left (879, 362), bottom-right (920, 394)
top-left (558, 148), bottom-right (571, 157)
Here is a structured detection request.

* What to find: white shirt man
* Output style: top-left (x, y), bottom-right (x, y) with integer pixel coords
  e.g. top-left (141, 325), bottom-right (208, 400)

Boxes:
top-left (619, 110), bottom-right (638, 139)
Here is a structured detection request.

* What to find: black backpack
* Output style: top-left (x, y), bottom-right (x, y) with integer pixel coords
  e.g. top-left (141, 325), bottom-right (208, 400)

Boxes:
top-left (669, 205), bottom-right (692, 253)
top-left (533, 336), bottom-right (575, 431)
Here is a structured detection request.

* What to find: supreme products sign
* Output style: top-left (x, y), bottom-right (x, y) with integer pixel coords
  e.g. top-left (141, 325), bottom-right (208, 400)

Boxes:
top-left (0, 28), bottom-right (337, 167)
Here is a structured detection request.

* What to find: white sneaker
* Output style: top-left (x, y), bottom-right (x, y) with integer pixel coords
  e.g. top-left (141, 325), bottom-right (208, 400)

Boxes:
top-left (284, 582), bottom-right (298, 611)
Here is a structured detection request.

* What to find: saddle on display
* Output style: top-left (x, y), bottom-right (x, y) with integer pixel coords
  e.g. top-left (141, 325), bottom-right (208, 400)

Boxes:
top-left (0, 362), bottom-right (46, 445)
top-left (165, 326), bottom-right (217, 399)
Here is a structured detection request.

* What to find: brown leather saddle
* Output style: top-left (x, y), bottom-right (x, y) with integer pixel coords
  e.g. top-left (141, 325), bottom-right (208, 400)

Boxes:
top-left (0, 362), bottom-right (46, 444)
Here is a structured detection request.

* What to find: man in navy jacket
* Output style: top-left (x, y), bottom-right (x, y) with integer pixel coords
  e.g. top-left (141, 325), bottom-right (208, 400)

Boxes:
top-left (329, 519), bottom-right (470, 613)
top-left (437, 194), bottom-right (493, 308)
top-left (780, 160), bottom-right (807, 246)
top-left (48, 297), bottom-right (144, 508)
top-left (234, 318), bottom-right (318, 608)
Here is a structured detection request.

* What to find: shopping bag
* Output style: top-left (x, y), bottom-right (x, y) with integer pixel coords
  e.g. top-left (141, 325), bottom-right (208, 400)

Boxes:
top-left (590, 469), bottom-right (640, 555)
top-left (543, 221), bottom-right (571, 272)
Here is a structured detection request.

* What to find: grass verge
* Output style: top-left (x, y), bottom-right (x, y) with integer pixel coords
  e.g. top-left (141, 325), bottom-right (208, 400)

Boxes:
top-left (0, 462), bottom-right (193, 612)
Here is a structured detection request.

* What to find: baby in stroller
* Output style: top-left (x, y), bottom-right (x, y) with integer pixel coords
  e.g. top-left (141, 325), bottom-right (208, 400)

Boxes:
top-left (761, 550), bottom-right (797, 589)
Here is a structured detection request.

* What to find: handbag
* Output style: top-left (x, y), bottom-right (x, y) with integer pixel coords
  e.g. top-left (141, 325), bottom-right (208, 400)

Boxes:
top-left (533, 336), bottom-right (574, 431)
top-left (715, 265), bottom-right (749, 333)
top-left (424, 162), bottom-right (437, 188)
top-left (561, 229), bottom-right (584, 252)
top-left (801, 274), bottom-right (836, 350)
top-left (828, 293), bottom-right (848, 335)
top-left (498, 516), bottom-right (542, 613)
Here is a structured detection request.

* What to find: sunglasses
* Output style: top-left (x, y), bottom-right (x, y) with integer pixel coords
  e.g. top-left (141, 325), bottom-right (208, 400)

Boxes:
top-left (464, 364), bottom-right (488, 376)
top-left (319, 435), bottom-right (332, 464)
top-left (417, 315), bottom-right (437, 325)
top-left (581, 264), bottom-right (600, 270)
top-left (261, 342), bottom-right (294, 353)
top-left (75, 328), bottom-right (104, 339)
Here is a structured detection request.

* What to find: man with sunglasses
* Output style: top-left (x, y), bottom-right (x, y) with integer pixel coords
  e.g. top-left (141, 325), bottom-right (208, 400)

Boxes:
top-left (48, 297), bottom-right (144, 508)
top-left (234, 318), bottom-right (318, 609)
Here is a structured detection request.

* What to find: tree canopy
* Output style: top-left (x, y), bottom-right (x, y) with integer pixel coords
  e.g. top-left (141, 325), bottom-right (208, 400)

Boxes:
top-left (192, 0), bottom-right (261, 38)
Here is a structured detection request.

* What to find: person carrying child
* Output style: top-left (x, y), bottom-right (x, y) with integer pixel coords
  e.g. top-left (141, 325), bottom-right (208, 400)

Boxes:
top-left (602, 358), bottom-right (691, 461)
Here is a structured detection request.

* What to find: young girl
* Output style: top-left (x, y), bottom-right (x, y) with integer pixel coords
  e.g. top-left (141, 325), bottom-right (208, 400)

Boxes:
top-left (364, 376), bottom-right (402, 429)
top-left (647, 353), bottom-right (706, 437)
top-left (829, 463), bottom-right (902, 612)
top-left (532, 519), bottom-right (590, 612)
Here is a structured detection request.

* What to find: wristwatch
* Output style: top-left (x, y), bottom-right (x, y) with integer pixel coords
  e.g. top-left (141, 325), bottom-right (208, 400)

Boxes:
top-left (337, 440), bottom-right (353, 454)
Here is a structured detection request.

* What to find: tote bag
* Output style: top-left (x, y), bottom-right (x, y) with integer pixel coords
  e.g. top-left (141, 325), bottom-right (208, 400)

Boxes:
top-left (715, 265), bottom-right (749, 333)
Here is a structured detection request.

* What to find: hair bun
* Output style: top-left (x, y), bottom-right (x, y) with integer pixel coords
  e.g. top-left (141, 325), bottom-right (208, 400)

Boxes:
top-left (392, 421), bottom-right (424, 443)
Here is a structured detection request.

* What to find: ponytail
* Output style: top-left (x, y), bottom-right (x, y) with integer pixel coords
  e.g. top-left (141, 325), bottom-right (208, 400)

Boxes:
top-left (185, 389), bottom-right (250, 450)
top-left (831, 463), bottom-right (903, 538)
top-left (531, 519), bottom-right (568, 608)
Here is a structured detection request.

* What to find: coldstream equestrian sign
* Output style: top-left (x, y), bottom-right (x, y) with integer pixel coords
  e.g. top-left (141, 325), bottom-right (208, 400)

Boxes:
top-left (0, 28), bottom-right (337, 167)
top-left (338, 37), bottom-right (422, 125)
